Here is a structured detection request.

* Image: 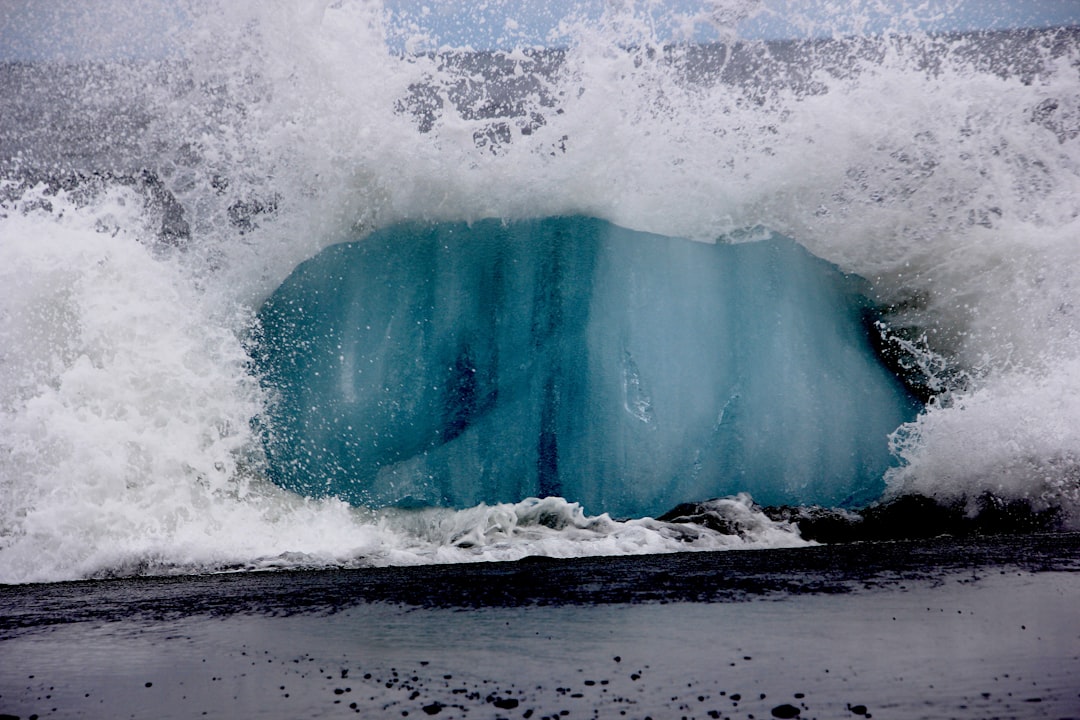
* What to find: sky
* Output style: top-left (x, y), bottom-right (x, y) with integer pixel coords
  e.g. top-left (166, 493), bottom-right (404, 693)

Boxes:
top-left (387, 0), bottom-right (1080, 50)
top-left (1, 0), bottom-right (1078, 60)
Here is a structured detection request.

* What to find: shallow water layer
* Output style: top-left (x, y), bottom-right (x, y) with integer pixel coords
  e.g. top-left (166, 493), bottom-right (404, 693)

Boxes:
top-left (2, 534), bottom-right (1078, 720)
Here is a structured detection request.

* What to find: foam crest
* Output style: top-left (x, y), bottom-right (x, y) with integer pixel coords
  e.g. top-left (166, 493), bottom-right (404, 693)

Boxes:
top-left (887, 360), bottom-right (1080, 522)
top-left (0, 185), bottom-right (257, 580)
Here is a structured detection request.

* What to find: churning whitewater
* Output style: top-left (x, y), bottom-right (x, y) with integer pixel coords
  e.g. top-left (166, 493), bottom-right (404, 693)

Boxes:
top-left (1, 0), bottom-right (1079, 583)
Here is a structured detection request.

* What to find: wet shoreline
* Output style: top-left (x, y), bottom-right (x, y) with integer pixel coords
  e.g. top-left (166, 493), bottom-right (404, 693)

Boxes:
top-left (2, 534), bottom-right (1078, 719)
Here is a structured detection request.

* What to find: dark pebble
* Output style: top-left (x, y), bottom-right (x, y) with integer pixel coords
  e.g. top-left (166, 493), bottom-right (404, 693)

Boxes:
top-left (493, 697), bottom-right (519, 709)
top-left (771, 704), bottom-right (800, 719)
top-left (422, 701), bottom-right (445, 715)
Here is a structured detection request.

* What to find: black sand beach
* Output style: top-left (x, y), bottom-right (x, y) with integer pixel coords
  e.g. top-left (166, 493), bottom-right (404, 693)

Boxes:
top-left (2, 533), bottom-right (1079, 719)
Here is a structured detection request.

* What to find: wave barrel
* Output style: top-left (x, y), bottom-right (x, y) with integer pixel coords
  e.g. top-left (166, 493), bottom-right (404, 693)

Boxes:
top-left (255, 217), bottom-right (918, 517)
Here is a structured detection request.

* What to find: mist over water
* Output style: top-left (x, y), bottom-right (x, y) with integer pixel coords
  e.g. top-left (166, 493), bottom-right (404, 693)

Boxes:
top-left (1, 0), bottom-right (1079, 583)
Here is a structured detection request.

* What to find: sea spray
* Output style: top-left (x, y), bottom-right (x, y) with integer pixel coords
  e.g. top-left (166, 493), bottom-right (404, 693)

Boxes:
top-left (2, 1), bottom-right (1079, 582)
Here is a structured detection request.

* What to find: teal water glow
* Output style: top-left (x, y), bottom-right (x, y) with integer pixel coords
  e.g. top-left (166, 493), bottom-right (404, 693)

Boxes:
top-left (256, 217), bottom-right (918, 517)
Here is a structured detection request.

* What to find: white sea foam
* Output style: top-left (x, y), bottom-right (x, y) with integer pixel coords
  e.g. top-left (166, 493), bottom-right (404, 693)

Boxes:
top-left (1, 1), bottom-right (1079, 582)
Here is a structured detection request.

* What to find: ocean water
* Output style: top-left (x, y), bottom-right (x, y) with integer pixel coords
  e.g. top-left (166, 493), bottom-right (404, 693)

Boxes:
top-left (2, 1), bottom-right (1080, 584)
top-left (255, 217), bottom-right (918, 517)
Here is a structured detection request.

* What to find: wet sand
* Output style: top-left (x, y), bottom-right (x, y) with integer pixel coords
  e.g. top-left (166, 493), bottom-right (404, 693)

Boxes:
top-left (2, 533), bottom-right (1079, 719)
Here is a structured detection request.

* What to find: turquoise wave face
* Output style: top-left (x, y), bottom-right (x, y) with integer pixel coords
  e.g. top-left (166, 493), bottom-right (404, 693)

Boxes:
top-left (255, 217), bottom-right (919, 517)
